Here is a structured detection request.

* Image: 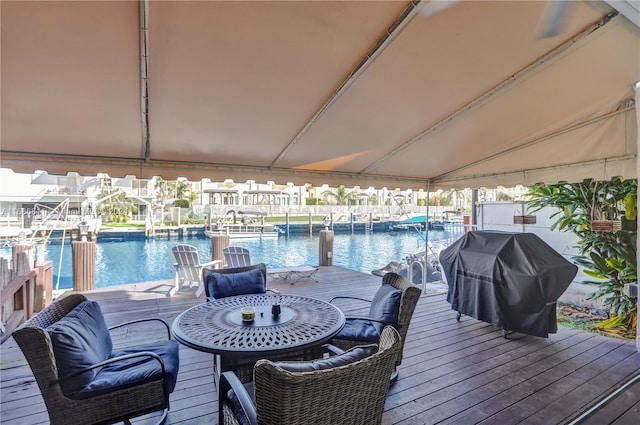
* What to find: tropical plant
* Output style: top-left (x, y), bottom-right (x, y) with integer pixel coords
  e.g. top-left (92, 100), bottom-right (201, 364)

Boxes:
top-left (174, 180), bottom-right (188, 201)
top-left (154, 177), bottom-right (170, 205)
top-left (321, 185), bottom-right (357, 205)
top-left (153, 177), bottom-right (173, 226)
top-left (95, 189), bottom-right (138, 223)
top-left (496, 191), bottom-right (513, 201)
top-left (527, 177), bottom-right (637, 338)
top-left (437, 191), bottom-right (453, 206)
top-left (430, 193), bottom-right (448, 206)
top-left (305, 197), bottom-right (324, 206)
top-left (186, 189), bottom-right (200, 206)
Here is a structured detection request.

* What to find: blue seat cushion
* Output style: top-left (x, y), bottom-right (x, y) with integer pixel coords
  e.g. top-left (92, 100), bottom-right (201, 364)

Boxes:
top-left (368, 284), bottom-right (402, 326)
top-left (47, 300), bottom-right (113, 395)
top-left (66, 339), bottom-right (180, 400)
top-left (207, 268), bottom-right (266, 299)
top-left (335, 318), bottom-right (383, 343)
top-left (275, 344), bottom-right (378, 372)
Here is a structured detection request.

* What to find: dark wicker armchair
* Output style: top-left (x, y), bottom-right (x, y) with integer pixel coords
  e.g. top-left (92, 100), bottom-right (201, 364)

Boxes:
top-left (330, 272), bottom-right (421, 383)
top-left (12, 293), bottom-right (179, 425)
top-left (219, 326), bottom-right (401, 425)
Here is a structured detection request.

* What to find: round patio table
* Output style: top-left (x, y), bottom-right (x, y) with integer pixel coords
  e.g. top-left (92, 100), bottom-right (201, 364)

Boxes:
top-left (172, 293), bottom-right (345, 381)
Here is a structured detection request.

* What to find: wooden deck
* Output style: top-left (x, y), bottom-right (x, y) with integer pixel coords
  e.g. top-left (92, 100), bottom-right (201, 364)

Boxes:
top-left (1, 266), bottom-right (639, 424)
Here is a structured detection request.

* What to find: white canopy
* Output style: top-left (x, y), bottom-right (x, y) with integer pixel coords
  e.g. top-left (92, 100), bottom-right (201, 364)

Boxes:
top-left (1, 0), bottom-right (639, 190)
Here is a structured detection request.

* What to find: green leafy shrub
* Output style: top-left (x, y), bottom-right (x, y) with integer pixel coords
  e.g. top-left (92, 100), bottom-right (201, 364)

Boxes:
top-left (527, 177), bottom-right (637, 338)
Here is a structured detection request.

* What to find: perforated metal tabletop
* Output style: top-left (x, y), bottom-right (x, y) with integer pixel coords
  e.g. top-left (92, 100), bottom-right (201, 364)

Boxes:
top-left (172, 294), bottom-right (345, 357)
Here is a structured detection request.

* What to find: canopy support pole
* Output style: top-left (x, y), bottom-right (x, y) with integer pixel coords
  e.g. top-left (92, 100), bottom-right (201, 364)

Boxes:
top-left (139, 0), bottom-right (151, 161)
top-left (635, 81), bottom-right (639, 352)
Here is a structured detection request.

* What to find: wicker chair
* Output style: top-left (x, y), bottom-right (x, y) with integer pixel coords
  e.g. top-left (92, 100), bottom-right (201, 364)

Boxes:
top-left (330, 272), bottom-right (421, 383)
top-left (12, 293), bottom-right (179, 425)
top-left (219, 326), bottom-right (401, 425)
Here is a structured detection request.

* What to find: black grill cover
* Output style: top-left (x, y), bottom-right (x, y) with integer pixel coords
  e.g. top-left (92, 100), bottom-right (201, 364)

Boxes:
top-left (439, 231), bottom-right (578, 337)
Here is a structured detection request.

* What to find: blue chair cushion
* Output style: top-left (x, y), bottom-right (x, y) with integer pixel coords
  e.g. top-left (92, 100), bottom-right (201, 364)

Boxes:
top-left (227, 381), bottom-right (255, 425)
top-left (206, 268), bottom-right (266, 299)
top-left (66, 339), bottom-right (180, 400)
top-left (368, 284), bottom-right (402, 326)
top-left (47, 300), bottom-right (113, 396)
top-left (336, 318), bottom-right (383, 342)
top-left (275, 344), bottom-right (378, 372)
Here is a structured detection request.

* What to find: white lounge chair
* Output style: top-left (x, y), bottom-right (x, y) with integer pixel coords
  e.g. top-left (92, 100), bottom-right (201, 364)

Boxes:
top-left (223, 246), bottom-right (251, 268)
top-left (171, 244), bottom-right (221, 297)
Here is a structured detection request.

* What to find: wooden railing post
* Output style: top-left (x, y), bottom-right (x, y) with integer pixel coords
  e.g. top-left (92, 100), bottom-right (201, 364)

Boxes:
top-left (11, 244), bottom-right (33, 274)
top-left (0, 252), bottom-right (37, 343)
top-left (35, 261), bottom-right (53, 310)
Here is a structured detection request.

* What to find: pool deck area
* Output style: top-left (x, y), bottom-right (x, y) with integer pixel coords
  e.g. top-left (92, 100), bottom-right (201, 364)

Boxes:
top-left (1, 266), bottom-right (639, 424)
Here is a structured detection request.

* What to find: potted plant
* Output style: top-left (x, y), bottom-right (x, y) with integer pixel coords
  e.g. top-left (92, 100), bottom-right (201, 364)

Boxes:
top-left (527, 177), bottom-right (637, 338)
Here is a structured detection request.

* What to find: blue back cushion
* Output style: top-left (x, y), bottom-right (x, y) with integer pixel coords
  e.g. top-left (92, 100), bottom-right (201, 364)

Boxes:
top-left (206, 268), bottom-right (266, 299)
top-left (368, 284), bottom-right (402, 326)
top-left (47, 300), bottom-right (112, 395)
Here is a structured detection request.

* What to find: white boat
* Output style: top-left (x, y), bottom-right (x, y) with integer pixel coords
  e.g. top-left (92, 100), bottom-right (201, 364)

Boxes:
top-left (205, 210), bottom-right (280, 239)
top-left (205, 224), bottom-right (280, 239)
top-left (0, 226), bottom-right (32, 239)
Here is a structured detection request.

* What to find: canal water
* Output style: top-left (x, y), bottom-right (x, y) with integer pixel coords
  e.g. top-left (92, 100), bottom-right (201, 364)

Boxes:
top-left (1, 229), bottom-right (449, 290)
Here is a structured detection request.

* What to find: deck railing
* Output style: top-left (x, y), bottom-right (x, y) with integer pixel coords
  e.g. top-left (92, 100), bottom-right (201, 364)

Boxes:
top-left (0, 246), bottom-right (53, 342)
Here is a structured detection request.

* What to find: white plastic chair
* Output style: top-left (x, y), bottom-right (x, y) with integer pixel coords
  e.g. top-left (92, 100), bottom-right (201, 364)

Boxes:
top-left (171, 244), bottom-right (221, 297)
top-left (223, 246), bottom-right (252, 268)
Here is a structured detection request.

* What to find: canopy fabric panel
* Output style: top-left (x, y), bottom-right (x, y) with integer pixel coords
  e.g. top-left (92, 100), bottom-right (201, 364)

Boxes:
top-left (1, 1), bottom-right (143, 158)
top-left (1, 1), bottom-right (639, 190)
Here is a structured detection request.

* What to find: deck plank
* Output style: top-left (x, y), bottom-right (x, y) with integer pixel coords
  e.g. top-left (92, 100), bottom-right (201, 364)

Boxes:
top-left (1, 265), bottom-right (638, 424)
